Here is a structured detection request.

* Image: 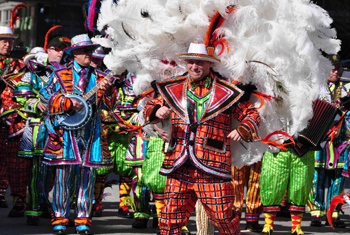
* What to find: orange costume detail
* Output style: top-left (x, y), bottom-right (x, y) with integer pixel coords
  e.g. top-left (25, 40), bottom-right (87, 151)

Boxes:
top-left (144, 72), bottom-right (260, 235)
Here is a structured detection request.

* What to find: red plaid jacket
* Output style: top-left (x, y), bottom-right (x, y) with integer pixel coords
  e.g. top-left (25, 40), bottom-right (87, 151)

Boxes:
top-left (144, 73), bottom-right (260, 179)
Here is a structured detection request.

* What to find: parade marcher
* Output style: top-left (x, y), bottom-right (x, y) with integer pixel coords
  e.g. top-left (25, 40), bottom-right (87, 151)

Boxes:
top-left (40, 34), bottom-right (115, 235)
top-left (143, 41), bottom-right (261, 234)
top-left (15, 28), bottom-right (71, 225)
top-left (231, 161), bottom-right (263, 232)
top-left (0, 25), bottom-right (29, 217)
top-left (90, 46), bottom-right (106, 70)
top-left (307, 54), bottom-right (349, 228)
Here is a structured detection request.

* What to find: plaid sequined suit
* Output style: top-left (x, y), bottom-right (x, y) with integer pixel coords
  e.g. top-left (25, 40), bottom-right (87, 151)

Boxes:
top-left (0, 56), bottom-right (29, 203)
top-left (144, 72), bottom-right (260, 235)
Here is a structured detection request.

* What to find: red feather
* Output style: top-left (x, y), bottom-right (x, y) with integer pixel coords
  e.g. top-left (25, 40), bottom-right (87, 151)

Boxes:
top-left (10, 4), bottom-right (27, 29)
top-left (204, 6), bottom-right (236, 56)
top-left (44, 25), bottom-right (63, 50)
top-left (327, 193), bottom-right (346, 229)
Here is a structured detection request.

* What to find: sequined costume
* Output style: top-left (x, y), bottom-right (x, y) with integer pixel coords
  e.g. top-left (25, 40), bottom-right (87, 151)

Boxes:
top-left (0, 56), bottom-right (30, 210)
top-left (144, 72), bottom-right (261, 235)
top-left (307, 82), bottom-right (350, 223)
top-left (40, 59), bottom-right (115, 232)
top-left (14, 59), bottom-right (61, 222)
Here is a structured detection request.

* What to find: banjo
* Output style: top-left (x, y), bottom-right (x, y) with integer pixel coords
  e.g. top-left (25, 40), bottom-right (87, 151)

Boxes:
top-left (56, 71), bottom-right (115, 131)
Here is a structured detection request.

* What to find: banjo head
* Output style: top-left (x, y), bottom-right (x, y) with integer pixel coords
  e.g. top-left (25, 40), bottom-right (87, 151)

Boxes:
top-left (57, 94), bottom-right (93, 131)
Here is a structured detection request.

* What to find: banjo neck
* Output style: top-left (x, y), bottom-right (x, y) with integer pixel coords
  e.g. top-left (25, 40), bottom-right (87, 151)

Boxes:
top-left (82, 71), bottom-right (115, 101)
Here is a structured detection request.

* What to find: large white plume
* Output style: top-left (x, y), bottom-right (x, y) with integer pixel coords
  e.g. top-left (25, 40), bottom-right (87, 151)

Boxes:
top-left (94, 0), bottom-right (340, 166)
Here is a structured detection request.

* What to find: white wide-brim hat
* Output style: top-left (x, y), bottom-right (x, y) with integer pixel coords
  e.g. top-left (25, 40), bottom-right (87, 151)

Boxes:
top-left (179, 43), bottom-right (220, 63)
top-left (0, 26), bottom-right (18, 39)
top-left (23, 47), bottom-right (48, 65)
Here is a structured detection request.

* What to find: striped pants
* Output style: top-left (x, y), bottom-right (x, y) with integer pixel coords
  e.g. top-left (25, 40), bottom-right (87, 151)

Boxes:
top-left (159, 164), bottom-right (240, 235)
top-left (261, 148), bottom-right (314, 213)
top-left (232, 161), bottom-right (262, 222)
top-left (52, 165), bottom-right (96, 229)
top-left (26, 157), bottom-right (54, 217)
top-left (307, 168), bottom-right (344, 218)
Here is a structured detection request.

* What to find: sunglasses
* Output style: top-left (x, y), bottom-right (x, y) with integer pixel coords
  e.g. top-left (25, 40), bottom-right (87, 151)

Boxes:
top-left (49, 47), bottom-right (64, 52)
top-left (77, 47), bottom-right (94, 53)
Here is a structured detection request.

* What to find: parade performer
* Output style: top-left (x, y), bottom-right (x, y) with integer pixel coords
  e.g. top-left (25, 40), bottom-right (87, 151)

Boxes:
top-left (15, 28), bottom-right (71, 225)
top-left (143, 40), bottom-right (261, 234)
top-left (40, 34), bottom-right (115, 235)
top-left (0, 25), bottom-right (28, 217)
top-left (307, 54), bottom-right (348, 228)
top-left (94, 1), bottom-right (341, 234)
top-left (232, 161), bottom-right (263, 232)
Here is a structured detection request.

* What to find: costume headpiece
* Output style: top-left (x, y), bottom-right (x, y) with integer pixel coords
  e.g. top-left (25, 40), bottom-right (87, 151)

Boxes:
top-left (44, 25), bottom-right (71, 51)
top-left (178, 6), bottom-right (236, 63)
top-left (92, 46), bottom-right (105, 59)
top-left (0, 26), bottom-right (18, 39)
top-left (64, 34), bottom-right (99, 55)
top-left (23, 47), bottom-right (47, 65)
top-left (10, 4), bottom-right (27, 30)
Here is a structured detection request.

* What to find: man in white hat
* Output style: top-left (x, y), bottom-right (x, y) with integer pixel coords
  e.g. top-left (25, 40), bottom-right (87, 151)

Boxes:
top-left (40, 34), bottom-right (115, 235)
top-left (143, 42), bottom-right (261, 235)
top-left (0, 26), bottom-right (30, 217)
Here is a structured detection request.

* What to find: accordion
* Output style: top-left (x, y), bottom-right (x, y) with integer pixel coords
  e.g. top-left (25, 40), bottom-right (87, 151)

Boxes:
top-left (292, 99), bottom-right (340, 156)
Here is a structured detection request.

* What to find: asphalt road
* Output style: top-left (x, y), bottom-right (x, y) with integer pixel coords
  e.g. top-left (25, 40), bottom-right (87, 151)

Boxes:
top-left (0, 174), bottom-right (349, 235)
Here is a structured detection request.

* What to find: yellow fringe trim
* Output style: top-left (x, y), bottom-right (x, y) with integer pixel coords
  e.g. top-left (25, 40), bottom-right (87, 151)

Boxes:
top-left (262, 224), bottom-right (274, 234)
top-left (291, 225), bottom-right (304, 235)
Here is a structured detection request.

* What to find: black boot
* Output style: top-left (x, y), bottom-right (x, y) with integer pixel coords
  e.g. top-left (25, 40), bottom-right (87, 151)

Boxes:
top-left (152, 216), bottom-right (158, 228)
top-left (0, 196), bottom-right (8, 208)
top-left (333, 218), bottom-right (346, 228)
top-left (245, 221), bottom-right (263, 232)
top-left (132, 218), bottom-right (148, 229)
top-left (8, 205), bottom-right (25, 217)
top-left (310, 217), bottom-right (322, 227)
top-left (118, 206), bottom-right (133, 218)
top-left (156, 227), bottom-right (160, 235)
top-left (26, 216), bottom-right (40, 226)
top-left (53, 229), bottom-right (66, 235)
top-left (76, 230), bottom-right (93, 235)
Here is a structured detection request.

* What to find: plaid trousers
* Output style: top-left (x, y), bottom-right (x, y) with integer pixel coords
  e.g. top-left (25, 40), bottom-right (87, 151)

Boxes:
top-left (159, 162), bottom-right (240, 235)
top-left (0, 125), bottom-right (29, 200)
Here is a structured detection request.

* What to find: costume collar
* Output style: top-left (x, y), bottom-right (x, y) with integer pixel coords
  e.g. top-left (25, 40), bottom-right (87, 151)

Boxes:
top-left (156, 72), bottom-right (243, 124)
top-left (190, 75), bottom-right (212, 90)
top-left (73, 60), bottom-right (90, 74)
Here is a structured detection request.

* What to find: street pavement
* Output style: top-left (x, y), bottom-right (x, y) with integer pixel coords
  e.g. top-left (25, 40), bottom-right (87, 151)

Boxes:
top-left (0, 175), bottom-right (349, 235)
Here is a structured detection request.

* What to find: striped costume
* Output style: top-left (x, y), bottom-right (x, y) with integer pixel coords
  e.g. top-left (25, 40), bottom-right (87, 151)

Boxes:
top-left (40, 60), bottom-right (115, 232)
top-left (307, 82), bottom-right (350, 223)
top-left (231, 161), bottom-right (262, 222)
top-left (144, 72), bottom-right (260, 235)
top-left (14, 60), bottom-right (60, 221)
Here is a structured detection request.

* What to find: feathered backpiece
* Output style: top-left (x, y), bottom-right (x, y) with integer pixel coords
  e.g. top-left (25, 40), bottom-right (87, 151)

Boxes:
top-left (9, 3), bottom-right (27, 29)
top-left (94, 0), bottom-right (340, 166)
top-left (204, 6), bottom-right (236, 56)
top-left (43, 25), bottom-right (62, 50)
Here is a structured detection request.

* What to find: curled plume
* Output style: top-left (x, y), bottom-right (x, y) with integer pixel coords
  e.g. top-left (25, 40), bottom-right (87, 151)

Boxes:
top-left (204, 6), bottom-right (236, 56)
top-left (10, 3), bottom-right (28, 29)
top-left (327, 193), bottom-right (346, 229)
top-left (44, 25), bottom-right (62, 50)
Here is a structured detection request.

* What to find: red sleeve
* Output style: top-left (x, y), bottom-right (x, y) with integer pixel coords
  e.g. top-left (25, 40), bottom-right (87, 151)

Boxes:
top-left (143, 95), bottom-right (167, 124)
top-left (232, 101), bottom-right (261, 141)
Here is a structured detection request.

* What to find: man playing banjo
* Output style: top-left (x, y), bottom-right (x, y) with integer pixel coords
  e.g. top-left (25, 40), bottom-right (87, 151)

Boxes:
top-left (40, 34), bottom-right (115, 235)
